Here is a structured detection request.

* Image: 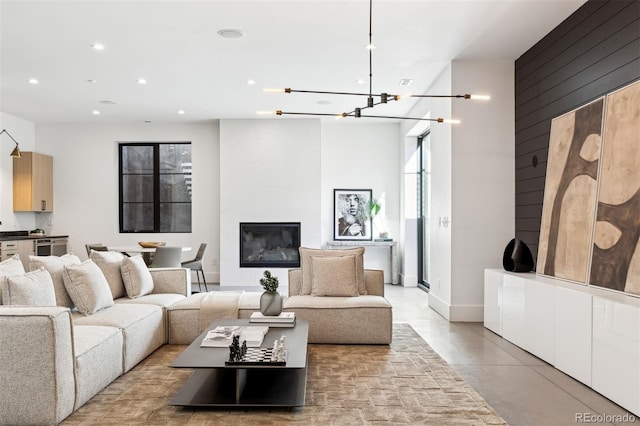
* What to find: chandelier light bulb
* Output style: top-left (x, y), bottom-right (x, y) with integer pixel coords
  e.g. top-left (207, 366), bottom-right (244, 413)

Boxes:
top-left (256, 110), bottom-right (277, 115)
top-left (442, 118), bottom-right (461, 124)
top-left (470, 94), bottom-right (491, 100)
top-left (263, 88), bottom-right (286, 93)
top-left (365, 43), bottom-right (376, 50)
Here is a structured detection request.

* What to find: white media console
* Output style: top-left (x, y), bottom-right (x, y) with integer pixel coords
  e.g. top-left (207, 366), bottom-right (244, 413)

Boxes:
top-left (484, 269), bottom-right (640, 415)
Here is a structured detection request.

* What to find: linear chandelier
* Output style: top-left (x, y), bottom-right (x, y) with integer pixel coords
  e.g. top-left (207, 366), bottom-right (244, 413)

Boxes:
top-left (259, 0), bottom-right (489, 123)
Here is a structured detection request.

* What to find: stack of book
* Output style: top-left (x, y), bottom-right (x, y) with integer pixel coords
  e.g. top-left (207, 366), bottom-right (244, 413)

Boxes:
top-left (249, 311), bottom-right (296, 328)
top-left (200, 325), bottom-right (269, 348)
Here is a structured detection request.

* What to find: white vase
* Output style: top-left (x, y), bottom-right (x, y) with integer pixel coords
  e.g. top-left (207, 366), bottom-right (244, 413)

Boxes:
top-left (260, 291), bottom-right (282, 316)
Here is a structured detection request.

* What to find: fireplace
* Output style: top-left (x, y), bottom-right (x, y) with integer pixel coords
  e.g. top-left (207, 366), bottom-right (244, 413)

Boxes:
top-left (239, 222), bottom-right (301, 268)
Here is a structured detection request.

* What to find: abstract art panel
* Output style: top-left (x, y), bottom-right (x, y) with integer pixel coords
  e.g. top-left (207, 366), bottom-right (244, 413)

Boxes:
top-left (537, 97), bottom-right (604, 283)
top-left (590, 80), bottom-right (640, 295)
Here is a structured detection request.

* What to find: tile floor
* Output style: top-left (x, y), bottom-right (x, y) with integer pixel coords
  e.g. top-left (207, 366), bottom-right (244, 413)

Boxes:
top-left (383, 284), bottom-right (638, 426)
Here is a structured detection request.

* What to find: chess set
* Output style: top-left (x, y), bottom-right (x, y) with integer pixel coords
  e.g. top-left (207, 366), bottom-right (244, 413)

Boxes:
top-left (225, 334), bottom-right (287, 366)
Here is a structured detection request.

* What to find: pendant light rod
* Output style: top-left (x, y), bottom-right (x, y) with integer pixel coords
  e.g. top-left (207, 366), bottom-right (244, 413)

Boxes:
top-left (268, 88), bottom-right (486, 100)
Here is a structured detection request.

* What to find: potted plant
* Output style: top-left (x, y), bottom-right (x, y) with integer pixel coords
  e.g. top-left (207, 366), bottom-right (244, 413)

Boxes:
top-left (368, 195), bottom-right (389, 239)
top-left (259, 270), bottom-right (282, 316)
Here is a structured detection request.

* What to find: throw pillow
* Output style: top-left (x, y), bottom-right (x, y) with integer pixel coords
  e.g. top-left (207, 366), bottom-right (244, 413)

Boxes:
top-left (0, 254), bottom-right (26, 304)
top-left (121, 255), bottom-right (154, 298)
top-left (90, 250), bottom-right (126, 299)
top-left (29, 253), bottom-right (81, 308)
top-left (3, 268), bottom-right (56, 306)
top-left (310, 255), bottom-right (359, 297)
top-left (299, 247), bottom-right (366, 295)
top-left (62, 259), bottom-right (114, 315)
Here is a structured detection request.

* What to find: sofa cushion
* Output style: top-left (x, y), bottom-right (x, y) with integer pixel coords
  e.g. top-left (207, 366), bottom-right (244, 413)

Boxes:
top-left (62, 260), bottom-right (114, 315)
top-left (120, 255), bottom-right (154, 298)
top-left (90, 250), bottom-right (126, 299)
top-left (3, 268), bottom-right (56, 306)
top-left (72, 303), bottom-right (164, 371)
top-left (311, 255), bottom-right (359, 297)
top-left (72, 325), bottom-right (123, 409)
top-left (299, 247), bottom-right (366, 295)
top-left (29, 254), bottom-right (81, 308)
top-left (0, 254), bottom-right (26, 304)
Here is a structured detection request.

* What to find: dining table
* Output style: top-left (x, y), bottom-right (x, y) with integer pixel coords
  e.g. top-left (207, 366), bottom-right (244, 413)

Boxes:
top-left (107, 245), bottom-right (191, 265)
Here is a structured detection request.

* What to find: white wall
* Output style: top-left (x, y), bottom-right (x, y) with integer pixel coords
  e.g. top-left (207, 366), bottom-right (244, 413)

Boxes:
top-left (0, 112), bottom-right (38, 232)
top-left (219, 119), bottom-right (322, 287)
top-left (401, 60), bottom-right (515, 321)
top-left (34, 122), bottom-right (220, 280)
top-left (321, 122), bottom-right (401, 280)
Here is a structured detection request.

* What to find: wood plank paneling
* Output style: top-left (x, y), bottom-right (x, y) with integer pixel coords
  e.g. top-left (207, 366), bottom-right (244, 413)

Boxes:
top-left (514, 0), bottom-right (640, 266)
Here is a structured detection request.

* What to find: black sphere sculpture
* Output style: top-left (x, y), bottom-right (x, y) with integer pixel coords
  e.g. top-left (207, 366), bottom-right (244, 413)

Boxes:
top-left (502, 238), bottom-right (535, 273)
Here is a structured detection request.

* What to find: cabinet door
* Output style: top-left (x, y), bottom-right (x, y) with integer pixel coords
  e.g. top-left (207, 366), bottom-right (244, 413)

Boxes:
top-left (33, 153), bottom-right (53, 212)
top-left (17, 240), bottom-right (35, 270)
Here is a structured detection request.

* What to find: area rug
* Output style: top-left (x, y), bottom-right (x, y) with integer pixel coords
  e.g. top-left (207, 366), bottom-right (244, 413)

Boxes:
top-left (62, 323), bottom-right (506, 425)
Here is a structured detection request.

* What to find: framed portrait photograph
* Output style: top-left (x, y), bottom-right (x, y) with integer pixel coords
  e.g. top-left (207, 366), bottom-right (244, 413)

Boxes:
top-left (333, 189), bottom-right (372, 241)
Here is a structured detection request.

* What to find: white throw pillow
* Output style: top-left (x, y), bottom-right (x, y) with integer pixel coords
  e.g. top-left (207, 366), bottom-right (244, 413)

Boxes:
top-left (3, 268), bottom-right (56, 306)
top-left (310, 255), bottom-right (359, 297)
top-left (29, 253), bottom-right (81, 308)
top-left (121, 255), bottom-right (154, 298)
top-left (62, 259), bottom-right (114, 315)
top-left (0, 254), bottom-right (26, 304)
top-left (90, 250), bottom-right (126, 299)
top-left (299, 247), bottom-right (366, 295)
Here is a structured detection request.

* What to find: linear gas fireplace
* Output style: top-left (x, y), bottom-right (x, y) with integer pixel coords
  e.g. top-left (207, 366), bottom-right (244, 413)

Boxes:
top-left (239, 222), bottom-right (301, 268)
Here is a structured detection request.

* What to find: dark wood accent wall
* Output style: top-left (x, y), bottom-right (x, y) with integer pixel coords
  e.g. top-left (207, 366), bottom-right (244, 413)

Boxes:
top-left (514, 0), bottom-right (640, 261)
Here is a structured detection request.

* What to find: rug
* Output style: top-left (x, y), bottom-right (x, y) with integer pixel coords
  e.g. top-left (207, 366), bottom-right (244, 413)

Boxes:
top-left (62, 323), bottom-right (506, 425)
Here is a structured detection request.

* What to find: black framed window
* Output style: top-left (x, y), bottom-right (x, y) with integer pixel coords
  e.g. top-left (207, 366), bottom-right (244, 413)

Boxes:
top-left (119, 142), bottom-right (192, 233)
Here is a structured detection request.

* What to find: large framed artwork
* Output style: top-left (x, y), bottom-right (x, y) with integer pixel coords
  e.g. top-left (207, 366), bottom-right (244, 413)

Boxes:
top-left (589, 80), bottom-right (640, 295)
top-left (537, 97), bottom-right (605, 284)
top-left (538, 79), bottom-right (640, 297)
top-left (333, 189), bottom-right (372, 241)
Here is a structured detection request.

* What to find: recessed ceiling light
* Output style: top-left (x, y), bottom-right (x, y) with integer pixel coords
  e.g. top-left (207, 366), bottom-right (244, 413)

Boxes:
top-left (217, 29), bottom-right (244, 39)
top-left (317, 100), bottom-right (331, 105)
top-left (399, 78), bottom-right (413, 86)
top-left (99, 100), bottom-right (117, 105)
top-left (178, 110), bottom-right (185, 115)
top-left (137, 78), bottom-right (147, 85)
top-left (86, 79), bottom-right (98, 83)
top-left (355, 79), bottom-right (365, 85)
top-left (28, 78), bottom-right (39, 84)
top-left (246, 79), bottom-right (256, 85)
top-left (91, 43), bottom-right (105, 50)
top-left (92, 110), bottom-right (100, 115)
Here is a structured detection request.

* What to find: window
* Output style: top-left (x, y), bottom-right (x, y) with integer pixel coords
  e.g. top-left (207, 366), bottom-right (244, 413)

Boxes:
top-left (119, 142), bottom-right (192, 233)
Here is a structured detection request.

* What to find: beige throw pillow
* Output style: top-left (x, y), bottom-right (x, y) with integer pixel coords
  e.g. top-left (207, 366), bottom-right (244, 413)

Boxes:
top-left (121, 255), bottom-right (154, 298)
top-left (62, 259), bottom-right (114, 315)
top-left (299, 247), bottom-right (366, 295)
top-left (0, 254), bottom-right (26, 304)
top-left (90, 250), bottom-right (126, 299)
top-left (3, 268), bottom-right (57, 306)
top-left (310, 255), bottom-right (359, 297)
top-left (29, 253), bottom-right (81, 308)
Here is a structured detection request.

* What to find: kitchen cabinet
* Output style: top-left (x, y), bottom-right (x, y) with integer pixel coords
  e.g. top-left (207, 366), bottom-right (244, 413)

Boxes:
top-left (0, 240), bottom-right (36, 270)
top-left (13, 151), bottom-right (53, 212)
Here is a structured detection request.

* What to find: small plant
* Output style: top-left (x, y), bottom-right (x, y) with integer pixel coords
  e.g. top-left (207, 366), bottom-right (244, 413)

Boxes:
top-left (259, 270), bottom-right (279, 292)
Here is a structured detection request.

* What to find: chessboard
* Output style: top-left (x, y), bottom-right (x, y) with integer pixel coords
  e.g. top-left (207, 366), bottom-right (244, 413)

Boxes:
top-left (225, 347), bottom-right (286, 366)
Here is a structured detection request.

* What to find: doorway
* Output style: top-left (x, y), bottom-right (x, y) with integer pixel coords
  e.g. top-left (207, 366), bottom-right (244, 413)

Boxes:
top-left (417, 130), bottom-right (431, 291)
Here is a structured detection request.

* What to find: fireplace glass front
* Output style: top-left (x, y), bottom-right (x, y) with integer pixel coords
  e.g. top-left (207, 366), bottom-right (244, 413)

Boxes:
top-left (239, 222), bottom-right (301, 268)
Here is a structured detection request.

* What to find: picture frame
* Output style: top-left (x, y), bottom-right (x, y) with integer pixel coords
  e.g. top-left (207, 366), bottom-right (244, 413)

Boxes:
top-left (333, 189), bottom-right (372, 241)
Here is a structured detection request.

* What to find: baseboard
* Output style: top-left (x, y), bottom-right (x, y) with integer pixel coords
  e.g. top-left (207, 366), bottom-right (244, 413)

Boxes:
top-left (400, 273), bottom-right (418, 287)
top-left (427, 293), bottom-right (483, 322)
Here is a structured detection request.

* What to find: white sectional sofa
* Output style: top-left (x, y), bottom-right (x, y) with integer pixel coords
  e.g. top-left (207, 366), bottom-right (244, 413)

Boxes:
top-left (0, 253), bottom-right (190, 425)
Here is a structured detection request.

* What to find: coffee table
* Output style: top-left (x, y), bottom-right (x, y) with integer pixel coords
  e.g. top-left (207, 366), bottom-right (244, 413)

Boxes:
top-left (170, 319), bottom-right (309, 407)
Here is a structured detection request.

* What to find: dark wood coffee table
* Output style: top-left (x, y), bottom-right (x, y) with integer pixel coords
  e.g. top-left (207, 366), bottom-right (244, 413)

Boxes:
top-left (170, 319), bottom-right (308, 407)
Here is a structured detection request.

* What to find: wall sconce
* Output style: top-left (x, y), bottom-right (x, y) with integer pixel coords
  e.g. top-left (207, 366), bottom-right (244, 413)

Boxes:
top-left (0, 129), bottom-right (22, 158)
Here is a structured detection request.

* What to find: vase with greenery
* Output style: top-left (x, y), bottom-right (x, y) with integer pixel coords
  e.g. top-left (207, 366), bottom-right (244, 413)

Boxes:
top-left (259, 270), bottom-right (282, 316)
top-left (368, 194), bottom-right (389, 238)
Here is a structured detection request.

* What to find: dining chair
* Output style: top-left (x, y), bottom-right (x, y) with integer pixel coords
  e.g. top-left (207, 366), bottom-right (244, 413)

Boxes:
top-left (85, 243), bottom-right (108, 257)
top-left (148, 246), bottom-right (183, 268)
top-left (181, 243), bottom-right (208, 291)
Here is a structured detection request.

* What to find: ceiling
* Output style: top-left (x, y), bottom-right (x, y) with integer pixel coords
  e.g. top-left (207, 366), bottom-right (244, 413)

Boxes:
top-left (0, 0), bottom-right (587, 124)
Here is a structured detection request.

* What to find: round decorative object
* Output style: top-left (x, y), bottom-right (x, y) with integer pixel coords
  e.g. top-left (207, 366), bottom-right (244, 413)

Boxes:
top-left (260, 291), bottom-right (283, 316)
top-left (502, 238), bottom-right (535, 273)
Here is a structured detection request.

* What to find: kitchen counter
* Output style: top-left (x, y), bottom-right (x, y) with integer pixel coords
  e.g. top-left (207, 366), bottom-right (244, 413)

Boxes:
top-left (0, 231), bottom-right (69, 241)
